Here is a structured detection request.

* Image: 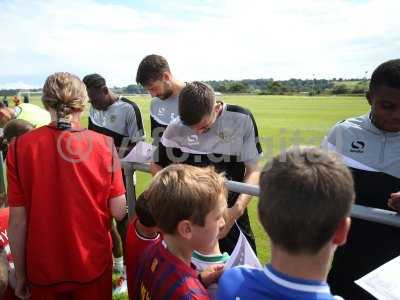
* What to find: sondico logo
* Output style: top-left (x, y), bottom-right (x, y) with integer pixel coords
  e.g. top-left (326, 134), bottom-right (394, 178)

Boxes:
top-left (350, 140), bottom-right (365, 153)
top-left (187, 135), bottom-right (199, 146)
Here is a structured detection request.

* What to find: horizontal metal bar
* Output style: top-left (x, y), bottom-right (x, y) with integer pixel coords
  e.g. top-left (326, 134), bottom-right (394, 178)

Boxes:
top-left (122, 162), bottom-right (400, 228)
top-left (351, 204), bottom-right (400, 228)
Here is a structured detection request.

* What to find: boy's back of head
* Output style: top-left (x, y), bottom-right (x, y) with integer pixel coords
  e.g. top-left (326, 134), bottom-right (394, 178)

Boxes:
top-left (179, 81), bottom-right (215, 126)
top-left (135, 192), bottom-right (156, 228)
top-left (145, 164), bottom-right (227, 234)
top-left (259, 146), bottom-right (355, 255)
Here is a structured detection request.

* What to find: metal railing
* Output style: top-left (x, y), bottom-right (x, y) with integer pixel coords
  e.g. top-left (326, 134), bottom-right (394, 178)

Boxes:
top-left (122, 162), bottom-right (400, 228)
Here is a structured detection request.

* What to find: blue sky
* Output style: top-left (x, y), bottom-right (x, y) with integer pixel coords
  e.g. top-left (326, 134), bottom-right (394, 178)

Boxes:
top-left (1, 0), bottom-right (399, 89)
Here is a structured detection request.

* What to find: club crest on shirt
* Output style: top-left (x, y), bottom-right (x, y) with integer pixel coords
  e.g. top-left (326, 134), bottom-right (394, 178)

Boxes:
top-left (218, 130), bottom-right (233, 143)
top-left (109, 115), bottom-right (117, 123)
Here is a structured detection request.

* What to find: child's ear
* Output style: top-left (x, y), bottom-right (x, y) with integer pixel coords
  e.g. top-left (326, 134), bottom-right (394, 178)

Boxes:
top-left (332, 217), bottom-right (351, 246)
top-left (176, 220), bottom-right (193, 240)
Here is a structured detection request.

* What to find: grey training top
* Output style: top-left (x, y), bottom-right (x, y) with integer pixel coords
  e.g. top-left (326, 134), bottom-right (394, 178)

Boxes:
top-left (160, 103), bottom-right (262, 165)
top-left (323, 113), bottom-right (400, 179)
top-left (89, 97), bottom-right (145, 150)
top-left (150, 94), bottom-right (179, 144)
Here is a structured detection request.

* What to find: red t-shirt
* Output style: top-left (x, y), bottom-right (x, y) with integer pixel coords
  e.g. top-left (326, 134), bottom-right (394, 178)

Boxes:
top-left (6, 125), bottom-right (125, 285)
top-left (132, 241), bottom-right (210, 300)
top-left (125, 218), bottom-right (160, 300)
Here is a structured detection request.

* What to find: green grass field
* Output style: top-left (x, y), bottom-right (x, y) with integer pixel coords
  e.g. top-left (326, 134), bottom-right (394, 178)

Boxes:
top-left (26, 94), bottom-right (369, 299)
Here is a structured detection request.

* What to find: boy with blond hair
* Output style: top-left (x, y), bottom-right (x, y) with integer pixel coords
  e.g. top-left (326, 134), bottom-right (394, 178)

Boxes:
top-left (132, 164), bottom-right (227, 300)
top-left (217, 146), bottom-right (355, 300)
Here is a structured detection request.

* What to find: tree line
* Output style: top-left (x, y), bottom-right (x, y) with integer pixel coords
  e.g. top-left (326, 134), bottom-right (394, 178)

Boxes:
top-left (91, 78), bottom-right (370, 96)
top-left (1, 78), bottom-right (369, 96)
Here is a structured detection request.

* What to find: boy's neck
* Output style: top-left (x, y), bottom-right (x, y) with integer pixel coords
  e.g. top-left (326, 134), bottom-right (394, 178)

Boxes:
top-left (163, 234), bottom-right (193, 266)
top-left (196, 241), bottom-right (221, 256)
top-left (135, 221), bottom-right (158, 239)
top-left (270, 244), bottom-right (335, 282)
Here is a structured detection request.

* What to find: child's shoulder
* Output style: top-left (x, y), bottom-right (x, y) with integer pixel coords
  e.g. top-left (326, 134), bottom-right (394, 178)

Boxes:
top-left (217, 266), bottom-right (262, 300)
top-left (221, 265), bottom-right (262, 282)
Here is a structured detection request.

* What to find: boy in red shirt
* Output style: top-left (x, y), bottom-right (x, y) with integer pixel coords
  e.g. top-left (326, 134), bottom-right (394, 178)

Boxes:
top-left (125, 192), bottom-right (160, 299)
top-left (132, 165), bottom-right (227, 300)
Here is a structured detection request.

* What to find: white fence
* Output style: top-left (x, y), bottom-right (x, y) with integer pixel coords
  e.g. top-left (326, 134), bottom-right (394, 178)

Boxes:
top-left (122, 162), bottom-right (400, 228)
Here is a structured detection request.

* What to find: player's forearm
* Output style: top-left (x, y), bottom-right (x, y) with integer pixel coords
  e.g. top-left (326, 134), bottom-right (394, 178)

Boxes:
top-left (8, 216), bottom-right (27, 280)
top-left (234, 165), bottom-right (261, 216)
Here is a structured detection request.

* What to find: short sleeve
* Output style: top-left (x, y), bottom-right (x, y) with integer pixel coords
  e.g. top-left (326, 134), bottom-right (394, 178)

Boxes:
top-left (239, 113), bottom-right (262, 162)
top-left (152, 140), bottom-right (172, 168)
top-left (126, 103), bottom-right (145, 143)
top-left (321, 122), bottom-right (344, 152)
top-left (6, 140), bottom-right (25, 207)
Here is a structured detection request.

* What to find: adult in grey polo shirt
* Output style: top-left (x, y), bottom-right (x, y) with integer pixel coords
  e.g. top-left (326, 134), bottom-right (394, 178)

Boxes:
top-left (323, 59), bottom-right (400, 300)
top-left (152, 82), bottom-right (262, 254)
top-left (136, 54), bottom-right (185, 144)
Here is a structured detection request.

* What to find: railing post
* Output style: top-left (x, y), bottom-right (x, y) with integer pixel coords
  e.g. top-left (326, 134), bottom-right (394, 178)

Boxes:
top-left (122, 162), bottom-right (136, 221)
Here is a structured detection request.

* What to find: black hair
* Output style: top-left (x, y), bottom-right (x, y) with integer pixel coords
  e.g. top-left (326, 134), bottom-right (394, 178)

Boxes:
top-left (369, 59), bottom-right (400, 94)
top-left (82, 73), bottom-right (106, 89)
top-left (135, 192), bottom-right (157, 227)
top-left (136, 54), bottom-right (170, 86)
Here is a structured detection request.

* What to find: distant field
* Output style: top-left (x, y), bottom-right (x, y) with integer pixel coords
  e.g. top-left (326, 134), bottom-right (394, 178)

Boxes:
top-left (27, 94), bottom-right (369, 268)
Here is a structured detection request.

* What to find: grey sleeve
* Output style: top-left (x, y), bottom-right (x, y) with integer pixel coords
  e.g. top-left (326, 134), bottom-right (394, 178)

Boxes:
top-left (126, 105), bottom-right (145, 142)
top-left (322, 122), bottom-right (345, 152)
top-left (239, 115), bottom-right (262, 162)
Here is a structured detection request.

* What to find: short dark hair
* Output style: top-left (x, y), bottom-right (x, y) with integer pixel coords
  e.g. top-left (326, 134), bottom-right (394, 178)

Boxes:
top-left (369, 59), bottom-right (400, 94)
top-left (3, 119), bottom-right (34, 142)
top-left (259, 146), bottom-right (355, 255)
top-left (82, 73), bottom-right (106, 90)
top-left (136, 54), bottom-right (170, 86)
top-left (135, 192), bottom-right (156, 228)
top-left (179, 81), bottom-right (215, 126)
